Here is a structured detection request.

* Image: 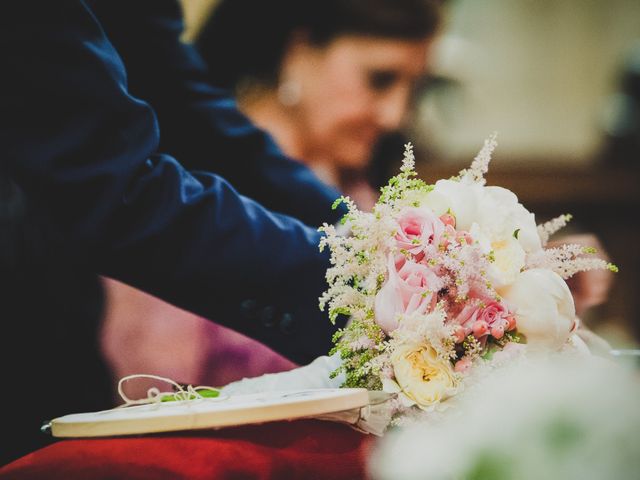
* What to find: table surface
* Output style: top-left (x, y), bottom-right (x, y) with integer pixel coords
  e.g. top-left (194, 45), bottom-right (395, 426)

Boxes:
top-left (0, 419), bottom-right (374, 480)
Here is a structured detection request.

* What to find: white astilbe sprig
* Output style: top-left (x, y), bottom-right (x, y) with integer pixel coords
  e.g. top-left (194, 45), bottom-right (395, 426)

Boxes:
top-left (527, 243), bottom-right (618, 279)
top-left (356, 348), bottom-right (390, 380)
top-left (319, 195), bottom-right (398, 323)
top-left (400, 142), bottom-right (416, 175)
top-left (456, 132), bottom-right (498, 185)
top-left (537, 214), bottom-right (573, 246)
top-left (377, 143), bottom-right (433, 211)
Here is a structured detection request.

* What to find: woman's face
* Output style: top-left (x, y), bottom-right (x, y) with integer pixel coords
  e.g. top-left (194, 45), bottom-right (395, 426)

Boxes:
top-left (288, 35), bottom-right (431, 169)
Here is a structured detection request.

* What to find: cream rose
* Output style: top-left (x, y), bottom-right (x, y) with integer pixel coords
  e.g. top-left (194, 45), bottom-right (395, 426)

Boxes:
top-left (470, 224), bottom-right (526, 288)
top-left (479, 186), bottom-right (541, 253)
top-left (500, 268), bottom-right (575, 350)
top-left (389, 343), bottom-right (458, 409)
top-left (489, 236), bottom-right (526, 286)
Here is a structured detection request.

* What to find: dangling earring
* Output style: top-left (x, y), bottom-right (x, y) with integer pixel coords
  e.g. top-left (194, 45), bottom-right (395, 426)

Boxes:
top-left (277, 79), bottom-right (301, 107)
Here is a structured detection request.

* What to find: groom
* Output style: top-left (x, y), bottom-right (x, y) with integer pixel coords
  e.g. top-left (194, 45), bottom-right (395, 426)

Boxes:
top-left (0, 0), bottom-right (346, 464)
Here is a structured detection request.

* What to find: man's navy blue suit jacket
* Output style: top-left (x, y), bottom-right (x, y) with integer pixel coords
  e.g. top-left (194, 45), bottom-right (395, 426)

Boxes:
top-left (0, 0), bottom-right (346, 365)
top-left (88, 0), bottom-right (346, 226)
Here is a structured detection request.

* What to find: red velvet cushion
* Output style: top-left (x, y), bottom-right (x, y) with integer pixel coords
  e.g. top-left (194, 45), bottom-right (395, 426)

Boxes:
top-left (0, 420), bottom-right (373, 480)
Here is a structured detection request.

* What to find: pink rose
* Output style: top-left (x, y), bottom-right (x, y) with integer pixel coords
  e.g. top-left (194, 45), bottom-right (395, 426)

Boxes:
top-left (477, 300), bottom-right (513, 339)
top-left (451, 299), bottom-right (513, 342)
top-left (395, 207), bottom-right (445, 255)
top-left (472, 320), bottom-right (489, 337)
top-left (374, 255), bottom-right (441, 334)
top-left (451, 303), bottom-right (479, 339)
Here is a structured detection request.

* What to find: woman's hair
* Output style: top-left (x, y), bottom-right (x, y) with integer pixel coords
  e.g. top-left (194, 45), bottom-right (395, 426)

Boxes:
top-left (195, 0), bottom-right (442, 90)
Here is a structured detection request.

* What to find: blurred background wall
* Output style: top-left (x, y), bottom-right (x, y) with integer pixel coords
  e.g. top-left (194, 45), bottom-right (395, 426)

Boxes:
top-left (410, 0), bottom-right (640, 164)
top-left (180, 0), bottom-right (640, 346)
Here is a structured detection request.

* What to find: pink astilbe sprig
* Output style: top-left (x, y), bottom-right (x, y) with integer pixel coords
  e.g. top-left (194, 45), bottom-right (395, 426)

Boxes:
top-left (434, 241), bottom-right (495, 303)
top-left (527, 243), bottom-right (619, 279)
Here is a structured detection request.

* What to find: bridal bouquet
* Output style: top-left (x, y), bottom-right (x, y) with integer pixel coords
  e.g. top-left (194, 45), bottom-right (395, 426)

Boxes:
top-left (319, 134), bottom-right (616, 421)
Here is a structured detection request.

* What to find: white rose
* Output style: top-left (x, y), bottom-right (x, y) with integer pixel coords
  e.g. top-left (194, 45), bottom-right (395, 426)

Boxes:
top-left (387, 343), bottom-right (458, 409)
top-left (422, 179), bottom-right (482, 230)
top-left (424, 181), bottom-right (542, 256)
top-left (501, 268), bottom-right (575, 349)
top-left (478, 186), bottom-right (541, 253)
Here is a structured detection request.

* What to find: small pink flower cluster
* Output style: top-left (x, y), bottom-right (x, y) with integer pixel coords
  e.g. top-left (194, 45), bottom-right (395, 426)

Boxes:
top-left (374, 207), bottom-right (517, 371)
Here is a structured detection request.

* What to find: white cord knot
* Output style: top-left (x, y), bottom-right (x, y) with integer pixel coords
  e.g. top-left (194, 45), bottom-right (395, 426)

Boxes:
top-left (117, 374), bottom-right (226, 407)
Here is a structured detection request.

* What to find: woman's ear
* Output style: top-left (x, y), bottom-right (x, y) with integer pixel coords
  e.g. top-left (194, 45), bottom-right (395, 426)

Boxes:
top-left (277, 29), bottom-right (317, 106)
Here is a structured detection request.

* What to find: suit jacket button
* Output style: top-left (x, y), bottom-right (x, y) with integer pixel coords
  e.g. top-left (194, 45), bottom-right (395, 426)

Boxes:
top-left (240, 299), bottom-right (258, 320)
top-left (279, 313), bottom-right (295, 335)
top-left (259, 306), bottom-right (276, 328)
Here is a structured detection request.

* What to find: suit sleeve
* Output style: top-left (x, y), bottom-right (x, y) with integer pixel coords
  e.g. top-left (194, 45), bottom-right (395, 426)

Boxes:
top-left (0, 0), bottom-right (342, 364)
top-left (88, 0), bottom-right (348, 227)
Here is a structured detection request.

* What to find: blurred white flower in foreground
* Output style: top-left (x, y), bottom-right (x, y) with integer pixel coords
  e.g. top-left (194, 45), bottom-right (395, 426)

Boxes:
top-left (369, 353), bottom-right (640, 480)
